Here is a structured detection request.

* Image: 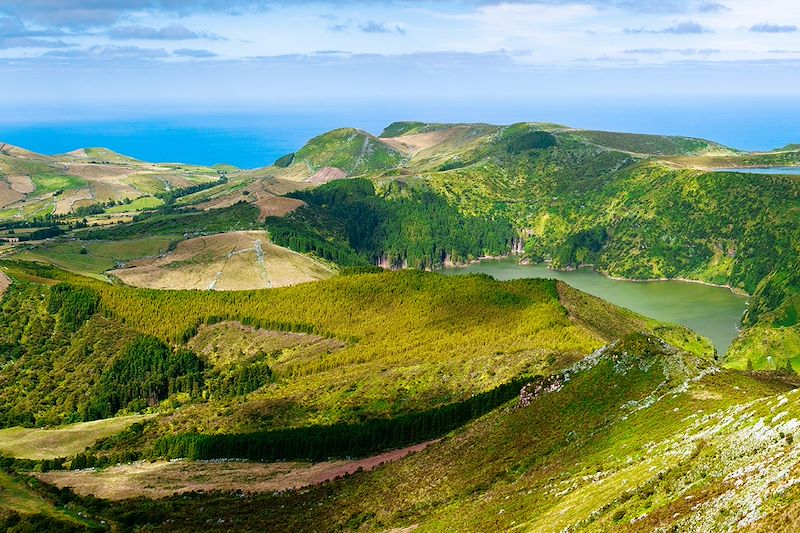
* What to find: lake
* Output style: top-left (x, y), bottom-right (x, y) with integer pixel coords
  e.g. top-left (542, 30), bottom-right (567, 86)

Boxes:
top-left (441, 258), bottom-right (748, 354)
top-left (713, 167), bottom-right (800, 175)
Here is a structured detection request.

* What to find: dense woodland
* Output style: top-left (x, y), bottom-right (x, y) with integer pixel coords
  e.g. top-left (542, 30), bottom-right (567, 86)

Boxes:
top-left (152, 374), bottom-right (532, 461)
top-left (270, 178), bottom-right (514, 269)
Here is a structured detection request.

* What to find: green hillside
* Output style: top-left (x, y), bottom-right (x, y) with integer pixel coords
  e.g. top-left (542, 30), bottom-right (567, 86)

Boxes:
top-left (0, 259), bottom-right (723, 530)
top-left (0, 261), bottom-right (685, 435)
top-left (4, 122), bottom-right (798, 370)
top-left (0, 122), bottom-right (799, 530)
top-left (3, 122), bottom-right (798, 370)
top-left (262, 121), bottom-right (800, 372)
top-left (569, 129), bottom-right (734, 156)
top-left (268, 178), bottom-right (513, 269)
top-left (0, 144), bottom-right (221, 223)
top-left (288, 128), bottom-right (406, 176)
top-left (56, 334), bottom-right (800, 532)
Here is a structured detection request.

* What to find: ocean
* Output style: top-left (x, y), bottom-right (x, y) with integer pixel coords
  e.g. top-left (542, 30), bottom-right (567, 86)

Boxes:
top-left (2, 100), bottom-right (799, 169)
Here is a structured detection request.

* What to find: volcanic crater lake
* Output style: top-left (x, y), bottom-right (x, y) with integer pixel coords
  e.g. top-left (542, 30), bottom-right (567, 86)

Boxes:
top-left (441, 258), bottom-right (749, 354)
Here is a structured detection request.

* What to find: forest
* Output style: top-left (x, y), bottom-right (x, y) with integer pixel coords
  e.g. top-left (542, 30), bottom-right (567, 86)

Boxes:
top-left (270, 178), bottom-right (514, 269)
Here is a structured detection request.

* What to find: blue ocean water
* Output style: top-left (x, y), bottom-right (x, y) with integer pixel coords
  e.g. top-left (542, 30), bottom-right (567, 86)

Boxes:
top-left (0, 114), bottom-right (365, 170)
top-left (2, 100), bottom-right (798, 169)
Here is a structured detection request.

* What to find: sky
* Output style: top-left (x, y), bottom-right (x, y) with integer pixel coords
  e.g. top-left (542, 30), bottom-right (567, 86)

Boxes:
top-left (0, 1), bottom-right (799, 121)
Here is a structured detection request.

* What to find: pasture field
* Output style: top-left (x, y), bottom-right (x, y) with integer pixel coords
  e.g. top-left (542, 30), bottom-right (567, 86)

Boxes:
top-left (0, 415), bottom-right (151, 460)
top-left (0, 469), bottom-right (99, 528)
top-left (105, 196), bottom-right (164, 213)
top-left (11, 237), bottom-right (175, 278)
top-left (36, 442), bottom-right (432, 500)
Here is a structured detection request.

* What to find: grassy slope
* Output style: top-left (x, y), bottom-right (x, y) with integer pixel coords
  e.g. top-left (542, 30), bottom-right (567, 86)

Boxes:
top-left (0, 415), bottom-right (150, 460)
top-left (0, 262), bottom-right (708, 452)
top-left (105, 196), bottom-right (164, 213)
top-left (5, 121), bottom-right (798, 369)
top-left (570, 129), bottom-right (735, 156)
top-left (77, 202), bottom-right (262, 240)
top-left (364, 122), bottom-right (800, 371)
top-left (109, 230), bottom-right (333, 290)
top-left (0, 146), bottom-right (221, 221)
top-left (0, 470), bottom-right (97, 529)
top-left (287, 128), bottom-right (406, 177)
top-left (11, 237), bottom-right (174, 279)
top-left (95, 334), bottom-right (800, 532)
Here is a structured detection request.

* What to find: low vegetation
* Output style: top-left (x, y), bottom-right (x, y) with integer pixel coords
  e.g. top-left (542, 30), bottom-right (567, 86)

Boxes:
top-left (110, 230), bottom-right (333, 290)
top-left (0, 121), bottom-right (798, 530)
top-left (0, 260), bottom-right (708, 467)
top-left (0, 416), bottom-right (149, 460)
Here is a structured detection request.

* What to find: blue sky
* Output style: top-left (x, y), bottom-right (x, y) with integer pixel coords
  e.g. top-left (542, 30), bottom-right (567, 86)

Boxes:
top-left (1, 0), bottom-right (799, 118)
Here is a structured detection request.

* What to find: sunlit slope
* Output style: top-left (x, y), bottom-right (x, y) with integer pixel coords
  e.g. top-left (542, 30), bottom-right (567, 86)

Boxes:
top-left (110, 230), bottom-right (332, 290)
top-left (0, 142), bottom-right (221, 220)
top-left (0, 262), bottom-right (709, 442)
top-left (92, 332), bottom-right (800, 532)
top-left (270, 128), bottom-right (407, 182)
top-left (3, 120), bottom-right (798, 370)
top-left (260, 121), bottom-right (798, 371)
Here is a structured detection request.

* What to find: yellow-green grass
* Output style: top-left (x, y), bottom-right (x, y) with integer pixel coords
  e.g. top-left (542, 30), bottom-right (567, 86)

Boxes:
top-left (176, 180), bottom-right (245, 206)
top-left (725, 324), bottom-right (800, 371)
top-left (187, 321), bottom-right (346, 369)
top-left (401, 370), bottom-right (796, 532)
top-left (105, 196), bottom-right (164, 213)
top-left (0, 145), bottom-right (221, 222)
top-left (192, 353), bottom-right (797, 532)
top-left (29, 173), bottom-right (86, 197)
top-left (14, 264), bottom-right (706, 435)
top-left (0, 470), bottom-right (53, 516)
top-left (82, 147), bottom-right (138, 164)
top-left (0, 415), bottom-right (150, 460)
top-left (0, 196), bottom-right (56, 221)
top-left (12, 236), bottom-right (174, 279)
top-left (122, 174), bottom-right (170, 195)
top-left (0, 469), bottom-right (96, 528)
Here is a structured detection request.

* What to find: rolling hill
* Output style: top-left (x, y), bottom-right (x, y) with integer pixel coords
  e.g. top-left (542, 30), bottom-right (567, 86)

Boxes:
top-left (0, 142), bottom-right (222, 221)
top-left (85, 336), bottom-right (800, 532)
top-left (0, 121), bottom-right (798, 531)
top-left (256, 122), bottom-right (800, 371)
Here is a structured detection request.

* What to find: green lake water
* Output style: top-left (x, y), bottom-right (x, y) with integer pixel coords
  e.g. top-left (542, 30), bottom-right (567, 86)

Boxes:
top-left (441, 258), bottom-right (749, 354)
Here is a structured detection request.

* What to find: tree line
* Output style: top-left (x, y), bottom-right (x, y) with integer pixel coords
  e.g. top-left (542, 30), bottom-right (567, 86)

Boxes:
top-left (153, 374), bottom-right (536, 461)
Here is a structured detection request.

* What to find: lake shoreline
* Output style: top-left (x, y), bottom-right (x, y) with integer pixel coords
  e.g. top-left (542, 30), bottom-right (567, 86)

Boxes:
top-left (442, 255), bottom-right (750, 298)
top-left (441, 256), bottom-right (749, 354)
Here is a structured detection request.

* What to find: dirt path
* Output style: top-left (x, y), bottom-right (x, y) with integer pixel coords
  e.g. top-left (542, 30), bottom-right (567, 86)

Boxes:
top-left (309, 440), bottom-right (436, 484)
top-left (36, 440), bottom-right (439, 500)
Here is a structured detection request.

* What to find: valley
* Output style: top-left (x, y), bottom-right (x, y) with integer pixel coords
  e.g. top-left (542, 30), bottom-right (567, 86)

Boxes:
top-left (0, 120), bottom-right (797, 531)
